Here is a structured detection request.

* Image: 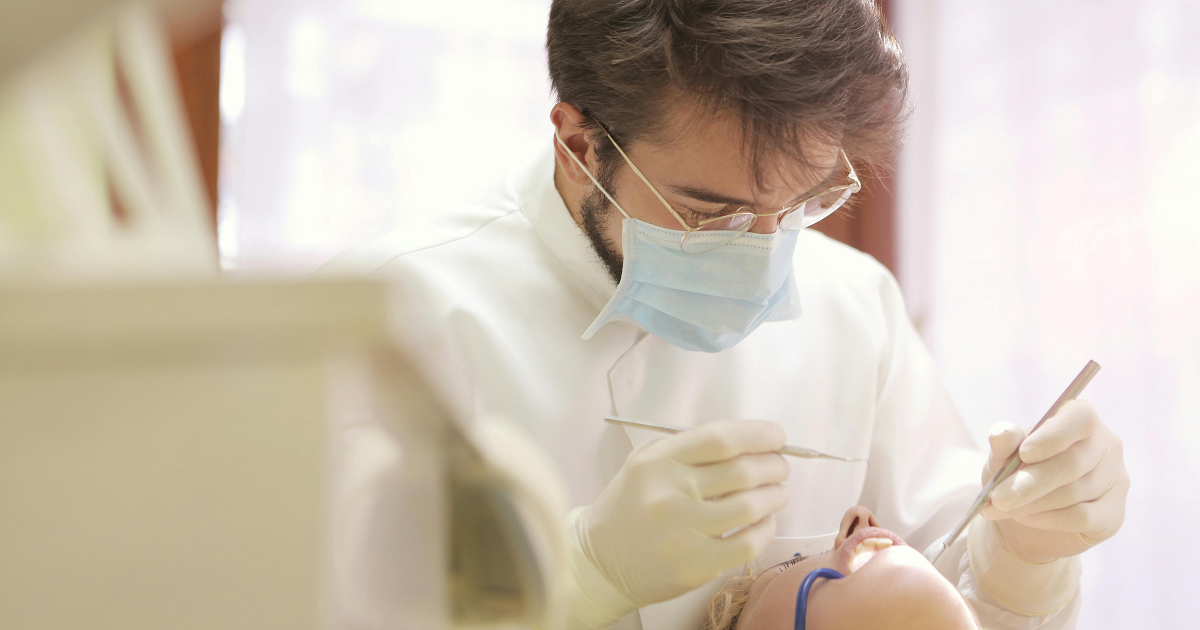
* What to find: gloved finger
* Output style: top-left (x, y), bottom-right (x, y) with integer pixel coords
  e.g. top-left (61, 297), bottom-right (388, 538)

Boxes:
top-left (693, 483), bottom-right (789, 537)
top-left (1011, 482), bottom-right (1127, 537)
top-left (691, 452), bottom-right (790, 500)
top-left (990, 431), bottom-right (1109, 512)
top-left (981, 450), bottom-right (1118, 519)
top-left (705, 514), bottom-right (778, 570)
top-left (661, 420), bottom-right (788, 466)
top-left (1018, 400), bottom-right (1099, 465)
top-left (984, 422), bottom-right (1025, 481)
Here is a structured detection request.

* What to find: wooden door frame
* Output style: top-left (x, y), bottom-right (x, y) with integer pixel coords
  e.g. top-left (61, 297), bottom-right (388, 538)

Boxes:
top-left (171, 8), bottom-right (223, 236)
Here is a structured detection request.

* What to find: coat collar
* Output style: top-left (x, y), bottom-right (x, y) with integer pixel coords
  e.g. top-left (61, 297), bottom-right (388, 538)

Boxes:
top-left (514, 141), bottom-right (618, 311)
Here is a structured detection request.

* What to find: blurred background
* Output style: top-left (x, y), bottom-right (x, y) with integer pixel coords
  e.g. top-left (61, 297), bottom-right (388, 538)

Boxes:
top-left (131, 0), bottom-right (1200, 626)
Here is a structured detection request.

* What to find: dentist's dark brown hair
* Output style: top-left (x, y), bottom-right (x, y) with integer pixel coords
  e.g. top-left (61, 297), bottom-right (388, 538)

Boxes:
top-left (546, 0), bottom-right (907, 186)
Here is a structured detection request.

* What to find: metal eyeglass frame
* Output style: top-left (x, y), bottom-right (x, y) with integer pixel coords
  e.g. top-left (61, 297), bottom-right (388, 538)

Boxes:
top-left (597, 124), bottom-right (862, 254)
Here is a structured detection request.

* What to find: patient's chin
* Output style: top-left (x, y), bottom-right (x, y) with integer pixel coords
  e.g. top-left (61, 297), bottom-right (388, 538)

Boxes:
top-left (807, 547), bottom-right (977, 630)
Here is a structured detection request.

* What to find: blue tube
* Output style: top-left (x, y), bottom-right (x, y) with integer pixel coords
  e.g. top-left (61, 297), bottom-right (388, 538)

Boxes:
top-left (794, 568), bottom-right (844, 630)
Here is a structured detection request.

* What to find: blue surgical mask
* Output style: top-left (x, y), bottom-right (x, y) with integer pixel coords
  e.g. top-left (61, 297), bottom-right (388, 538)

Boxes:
top-left (555, 129), bottom-right (803, 353)
top-left (581, 217), bottom-right (801, 352)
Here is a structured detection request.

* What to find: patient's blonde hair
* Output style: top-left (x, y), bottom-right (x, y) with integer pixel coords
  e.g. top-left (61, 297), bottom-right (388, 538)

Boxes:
top-left (701, 566), bottom-right (759, 630)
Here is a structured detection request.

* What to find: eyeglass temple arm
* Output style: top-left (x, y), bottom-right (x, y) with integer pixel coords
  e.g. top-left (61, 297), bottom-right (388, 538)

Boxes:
top-left (842, 150), bottom-right (861, 190)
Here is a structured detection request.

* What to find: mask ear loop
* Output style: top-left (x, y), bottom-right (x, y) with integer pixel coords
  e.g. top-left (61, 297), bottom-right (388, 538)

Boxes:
top-left (553, 129), bottom-right (631, 219)
top-left (794, 568), bottom-right (844, 630)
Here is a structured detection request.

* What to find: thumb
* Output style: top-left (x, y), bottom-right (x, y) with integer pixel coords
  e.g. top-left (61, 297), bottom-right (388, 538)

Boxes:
top-left (984, 422), bottom-right (1025, 482)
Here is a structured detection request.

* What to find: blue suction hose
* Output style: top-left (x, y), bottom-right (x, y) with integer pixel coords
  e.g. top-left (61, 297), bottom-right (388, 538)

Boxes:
top-left (794, 568), bottom-right (844, 630)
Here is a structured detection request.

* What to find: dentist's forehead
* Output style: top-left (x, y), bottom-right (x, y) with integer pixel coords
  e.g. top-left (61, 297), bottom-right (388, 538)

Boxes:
top-left (621, 103), bottom-right (842, 207)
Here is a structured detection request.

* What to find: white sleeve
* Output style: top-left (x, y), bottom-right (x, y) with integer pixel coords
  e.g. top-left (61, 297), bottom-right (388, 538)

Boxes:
top-left (861, 269), bottom-right (1081, 629)
top-left (932, 517), bottom-right (1081, 629)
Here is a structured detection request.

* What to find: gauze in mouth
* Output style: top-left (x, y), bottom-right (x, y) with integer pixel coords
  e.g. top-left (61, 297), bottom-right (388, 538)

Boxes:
top-left (846, 537), bottom-right (894, 573)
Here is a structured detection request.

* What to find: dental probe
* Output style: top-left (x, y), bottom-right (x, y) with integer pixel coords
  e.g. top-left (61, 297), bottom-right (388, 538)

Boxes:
top-left (603, 416), bottom-right (867, 463)
top-left (932, 360), bottom-right (1102, 564)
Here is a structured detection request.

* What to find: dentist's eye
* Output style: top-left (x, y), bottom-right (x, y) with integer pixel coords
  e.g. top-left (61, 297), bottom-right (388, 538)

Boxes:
top-left (680, 205), bottom-right (738, 221)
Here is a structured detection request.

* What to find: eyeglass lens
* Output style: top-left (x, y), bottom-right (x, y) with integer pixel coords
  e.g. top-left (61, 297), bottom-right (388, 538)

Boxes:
top-left (779, 187), bottom-right (854, 230)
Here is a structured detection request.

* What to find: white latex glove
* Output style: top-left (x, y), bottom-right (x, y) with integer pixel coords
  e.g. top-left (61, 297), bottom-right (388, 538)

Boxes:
top-left (565, 420), bottom-right (790, 629)
top-left (979, 399), bottom-right (1130, 563)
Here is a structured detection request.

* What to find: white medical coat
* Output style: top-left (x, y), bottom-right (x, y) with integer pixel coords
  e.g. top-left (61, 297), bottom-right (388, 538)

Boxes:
top-left (320, 144), bottom-right (1081, 630)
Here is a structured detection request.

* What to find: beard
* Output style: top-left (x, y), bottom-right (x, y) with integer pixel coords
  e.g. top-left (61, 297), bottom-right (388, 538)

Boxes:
top-left (578, 173), bottom-right (625, 285)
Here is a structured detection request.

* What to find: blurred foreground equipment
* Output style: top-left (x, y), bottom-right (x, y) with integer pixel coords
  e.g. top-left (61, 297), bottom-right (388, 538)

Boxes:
top-left (0, 281), bottom-right (382, 628)
top-left (0, 2), bottom-right (216, 280)
top-left (0, 280), bottom-right (568, 630)
top-left (0, 4), bottom-right (568, 628)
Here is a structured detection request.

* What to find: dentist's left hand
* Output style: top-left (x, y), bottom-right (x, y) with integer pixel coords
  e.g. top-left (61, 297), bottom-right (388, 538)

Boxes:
top-left (979, 400), bottom-right (1130, 564)
top-left (563, 420), bottom-right (790, 629)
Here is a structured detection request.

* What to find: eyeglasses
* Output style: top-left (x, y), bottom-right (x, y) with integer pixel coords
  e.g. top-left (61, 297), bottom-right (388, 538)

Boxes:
top-left (599, 126), bottom-right (861, 254)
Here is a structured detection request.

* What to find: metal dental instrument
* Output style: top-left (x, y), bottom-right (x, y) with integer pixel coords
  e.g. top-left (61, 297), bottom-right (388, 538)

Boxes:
top-left (604, 416), bottom-right (867, 463)
top-left (932, 360), bottom-right (1102, 564)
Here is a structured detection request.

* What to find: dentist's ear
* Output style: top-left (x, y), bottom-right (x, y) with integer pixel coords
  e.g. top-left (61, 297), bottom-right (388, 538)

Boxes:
top-left (835, 506), bottom-right (880, 548)
top-left (550, 102), bottom-right (601, 188)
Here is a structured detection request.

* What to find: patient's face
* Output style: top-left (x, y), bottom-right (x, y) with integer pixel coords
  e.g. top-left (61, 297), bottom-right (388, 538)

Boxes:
top-left (735, 507), bottom-right (980, 630)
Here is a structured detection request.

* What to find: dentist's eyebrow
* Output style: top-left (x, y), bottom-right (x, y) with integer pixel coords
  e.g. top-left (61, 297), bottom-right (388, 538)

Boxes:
top-left (663, 184), bottom-right (754, 207)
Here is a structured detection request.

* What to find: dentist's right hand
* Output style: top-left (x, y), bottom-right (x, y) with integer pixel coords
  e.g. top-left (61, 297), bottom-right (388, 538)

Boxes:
top-left (562, 420), bottom-right (791, 630)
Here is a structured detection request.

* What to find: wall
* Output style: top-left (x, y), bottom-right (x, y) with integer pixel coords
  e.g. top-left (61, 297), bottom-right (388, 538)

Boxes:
top-left (219, 0), bottom-right (556, 272)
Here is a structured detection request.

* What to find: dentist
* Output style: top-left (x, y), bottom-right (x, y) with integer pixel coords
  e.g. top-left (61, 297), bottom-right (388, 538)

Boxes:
top-left (321, 1), bottom-right (1129, 628)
